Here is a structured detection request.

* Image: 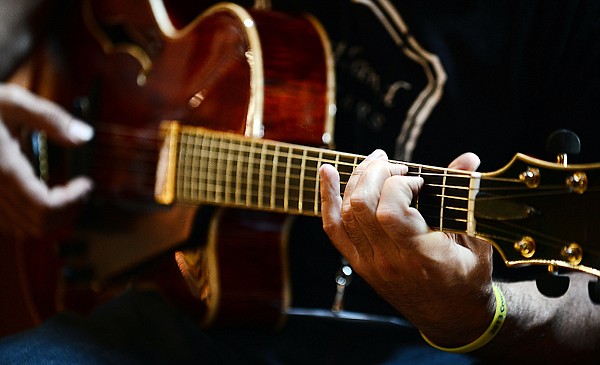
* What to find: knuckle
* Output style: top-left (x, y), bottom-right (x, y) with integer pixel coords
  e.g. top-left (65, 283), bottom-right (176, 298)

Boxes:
top-left (349, 190), bottom-right (373, 213)
top-left (375, 207), bottom-right (402, 227)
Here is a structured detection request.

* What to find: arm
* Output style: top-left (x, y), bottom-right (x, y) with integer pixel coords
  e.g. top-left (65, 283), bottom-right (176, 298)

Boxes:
top-left (319, 150), bottom-right (600, 363)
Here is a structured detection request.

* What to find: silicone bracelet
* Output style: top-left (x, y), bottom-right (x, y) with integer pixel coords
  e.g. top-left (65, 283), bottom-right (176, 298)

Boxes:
top-left (420, 284), bottom-right (507, 353)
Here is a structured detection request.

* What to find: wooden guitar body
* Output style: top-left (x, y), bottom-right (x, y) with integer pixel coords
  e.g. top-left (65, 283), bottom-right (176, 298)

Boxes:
top-left (4, 0), bottom-right (334, 334)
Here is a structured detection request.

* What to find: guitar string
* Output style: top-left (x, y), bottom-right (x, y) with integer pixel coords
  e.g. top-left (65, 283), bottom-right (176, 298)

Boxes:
top-left (57, 125), bottom-right (596, 249)
top-left (70, 128), bottom-right (590, 202)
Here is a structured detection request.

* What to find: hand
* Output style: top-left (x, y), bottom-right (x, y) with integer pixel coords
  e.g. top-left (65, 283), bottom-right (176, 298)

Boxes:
top-left (0, 84), bottom-right (93, 239)
top-left (320, 150), bottom-right (495, 347)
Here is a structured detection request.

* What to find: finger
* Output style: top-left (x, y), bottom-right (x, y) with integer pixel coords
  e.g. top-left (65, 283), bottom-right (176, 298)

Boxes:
top-left (448, 152), bottom-right (480, 172)
top-left (319, 164), bottom-right (358, 262)
top-left (0, 122), bottom-right (93, 237)
top-left (342, 149), bottom-right (387, 200)
top-left (376, 175), bottom-right (428, 239)
top-left (340, 150), bottom-right (388, 260)
top-left (0, 84), bottom-right (94, 145)
top-left (349, 160), bottom-right (407, 246)
top-left (2, 175), bottom-right (92, 238)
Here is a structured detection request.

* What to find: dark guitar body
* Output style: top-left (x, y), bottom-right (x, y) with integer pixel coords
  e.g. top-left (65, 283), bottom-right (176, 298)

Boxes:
top-left (1, 0), bottom-right (333, 335)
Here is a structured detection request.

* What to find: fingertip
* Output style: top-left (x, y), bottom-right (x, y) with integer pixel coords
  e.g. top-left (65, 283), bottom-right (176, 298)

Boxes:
top-left (367, 149), bottom-right (387, 160)
top-left (448, 152), bottom-right (480, 172)
top-left (67, 119), bottom-right (95, 144)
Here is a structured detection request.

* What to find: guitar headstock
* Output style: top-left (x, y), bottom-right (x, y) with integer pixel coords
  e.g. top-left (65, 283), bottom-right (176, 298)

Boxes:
top-left (476, 153), bottom-right (600, 279)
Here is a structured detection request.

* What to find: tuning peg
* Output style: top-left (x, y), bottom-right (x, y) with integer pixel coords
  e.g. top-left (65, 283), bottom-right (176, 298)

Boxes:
top-left (588, 280), bottom-right (600, 304)
top-left (536, 266), bottom-right (570, 297)
top-left (546, 129), bottom-right (581, 165)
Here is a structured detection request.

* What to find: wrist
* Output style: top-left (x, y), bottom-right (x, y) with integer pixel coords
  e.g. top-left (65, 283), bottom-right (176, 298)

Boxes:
top-left (421, 283), bottom-right (507, 353)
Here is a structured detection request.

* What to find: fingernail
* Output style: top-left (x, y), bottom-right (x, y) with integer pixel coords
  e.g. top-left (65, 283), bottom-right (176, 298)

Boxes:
top-left (69, 119), bottom-right (94, 142)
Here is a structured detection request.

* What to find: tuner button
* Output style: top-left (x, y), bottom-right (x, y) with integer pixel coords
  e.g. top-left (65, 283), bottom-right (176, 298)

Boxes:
top-left (546, 129), bottom-right (581, 156)
top-left (514, 236), bottom-right (536, 258)
top-left (566, 172), bottom-right (588, 194)
top-left (519, 167), bottom-right (541, 188)
top-left (561, 243), bottom-right (583, 265)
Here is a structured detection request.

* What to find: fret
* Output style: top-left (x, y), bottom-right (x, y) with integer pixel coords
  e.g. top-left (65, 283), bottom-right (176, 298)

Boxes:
top-left (467, 172), bottom-right (481, 236)
top-left (199, 131), bottom-right (210, 202)
top-left (300, 150), bottom-right (320, 214)
top-left (415, 166), bottom-right (471, 233)
top-left (298, 149), bottom-right (308, 213)
top-left (443, 172), bottom-right (471, 232)
top-left (258, 142), bottom-right (268, 208)
top-left (313, 151), bottom-right (323, 215)
top-left (233, 137), bottom-right (245, 205)
top-left (416, 165), bottom-right (423, 210)
top-left (263, 143), bottom-right (277, 209)
top-left (288, 147), bottom-right (302, 213)
top-left (167, 126), bottom-right (474, 235)
top-left (284, 146), bottom-right (292, 212)
top-left (336, 153), bottom-right (358, 189)
top-left (274, 145), bottom-right (288, 211)
top-left (245, 140), bottom-right (256, 207)
top-left (215, 136), bottom-right (227, 203)
top-left (207, 135), bottom-right (219, 203)
top-left (223, 136), bottom-right (234, 204)
top-left (235, 138), bottom-right (250, 205)
top-left (416, 167), bottom-right (444, 230)
top-left (439, 168), bottom-right (447, 231)
top-left (270, 145), bottom-right (280, 209)
top-left (176, 133), bottom-right (188, 200)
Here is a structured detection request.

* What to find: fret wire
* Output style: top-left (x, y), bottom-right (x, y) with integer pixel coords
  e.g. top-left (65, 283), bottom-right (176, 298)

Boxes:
top-left (216, 136), bottom-right (227, 203)
top-left (190, 132), bottom-right (201, 200)
top-left (223, 135), bottom-right (234, 204)
top-left (245, 140), bottom-right (255, 206)
top-left (440, 168), bottom-right (448, 230)
top-left (270, 145), bottom-right (280, 209)
top-left (199, 131), bottom-right (210, 201)
top-left (258, 142), bottom-right (267, 208)
top-left (182, 128), bottom-right (476, 180)
top-left (175, 129), bottom-right (477, 225)
top-left (176, 134), bottom-right (186, 200)
top-left (313, 150), bottom-right (323, 215)
top-left (416, 165), bottom-right (423, 210)
top-left (234, 138), bottom-right (244, 204)
top-left (284, 146), bottom-right (292, 211)
top-left (209, 135), bottom-right (220, 202)
top-left (298, 149), bottom-right (308, 213)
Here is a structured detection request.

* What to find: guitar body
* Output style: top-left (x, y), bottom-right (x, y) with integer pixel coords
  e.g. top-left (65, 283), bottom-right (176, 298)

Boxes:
top-left (4, 0), bottom-right (334, 333)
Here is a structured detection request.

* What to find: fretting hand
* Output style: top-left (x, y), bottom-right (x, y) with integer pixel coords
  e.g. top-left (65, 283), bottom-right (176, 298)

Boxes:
top-left (319, 150), bottom-right (495, 347)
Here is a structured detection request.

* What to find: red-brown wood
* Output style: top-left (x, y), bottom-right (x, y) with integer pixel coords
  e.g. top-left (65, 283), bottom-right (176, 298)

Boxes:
top-left (2, 0), bottom-right (331, 332)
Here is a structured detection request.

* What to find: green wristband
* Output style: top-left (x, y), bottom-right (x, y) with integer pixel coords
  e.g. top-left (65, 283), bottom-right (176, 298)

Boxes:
top-left (421, 284), bottom-right (507, 353)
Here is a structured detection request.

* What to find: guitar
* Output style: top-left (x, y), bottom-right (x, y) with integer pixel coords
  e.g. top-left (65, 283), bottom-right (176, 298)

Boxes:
top-left (7, 0), bottom-right (334, 332)
top-left (6, 0), bottom-right (599, 332)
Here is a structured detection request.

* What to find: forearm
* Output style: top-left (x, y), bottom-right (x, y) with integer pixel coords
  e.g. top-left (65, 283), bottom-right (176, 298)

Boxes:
top-left (475, 273), bottom-right (600, 363)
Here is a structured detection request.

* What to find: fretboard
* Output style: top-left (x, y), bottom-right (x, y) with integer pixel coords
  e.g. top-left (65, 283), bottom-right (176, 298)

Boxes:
top-left (156, 124), bottom-right (478, 234)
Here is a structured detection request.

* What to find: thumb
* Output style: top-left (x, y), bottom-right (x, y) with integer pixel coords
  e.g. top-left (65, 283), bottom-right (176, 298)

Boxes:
top-left (0, 84), bottom-right (94, 145)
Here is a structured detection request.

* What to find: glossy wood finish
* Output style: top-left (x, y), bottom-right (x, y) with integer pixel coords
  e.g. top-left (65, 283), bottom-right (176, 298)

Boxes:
top-left (4, 0), bottom-right (332, 332)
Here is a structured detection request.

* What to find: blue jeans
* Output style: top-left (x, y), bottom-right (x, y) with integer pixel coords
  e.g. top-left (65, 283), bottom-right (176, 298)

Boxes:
top-left (0, 290), bottom-right (476, 364)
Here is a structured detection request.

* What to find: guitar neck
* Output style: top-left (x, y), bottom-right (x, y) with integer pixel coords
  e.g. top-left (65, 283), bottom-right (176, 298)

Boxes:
top-left (156, 123), bottom-right (479, 235)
